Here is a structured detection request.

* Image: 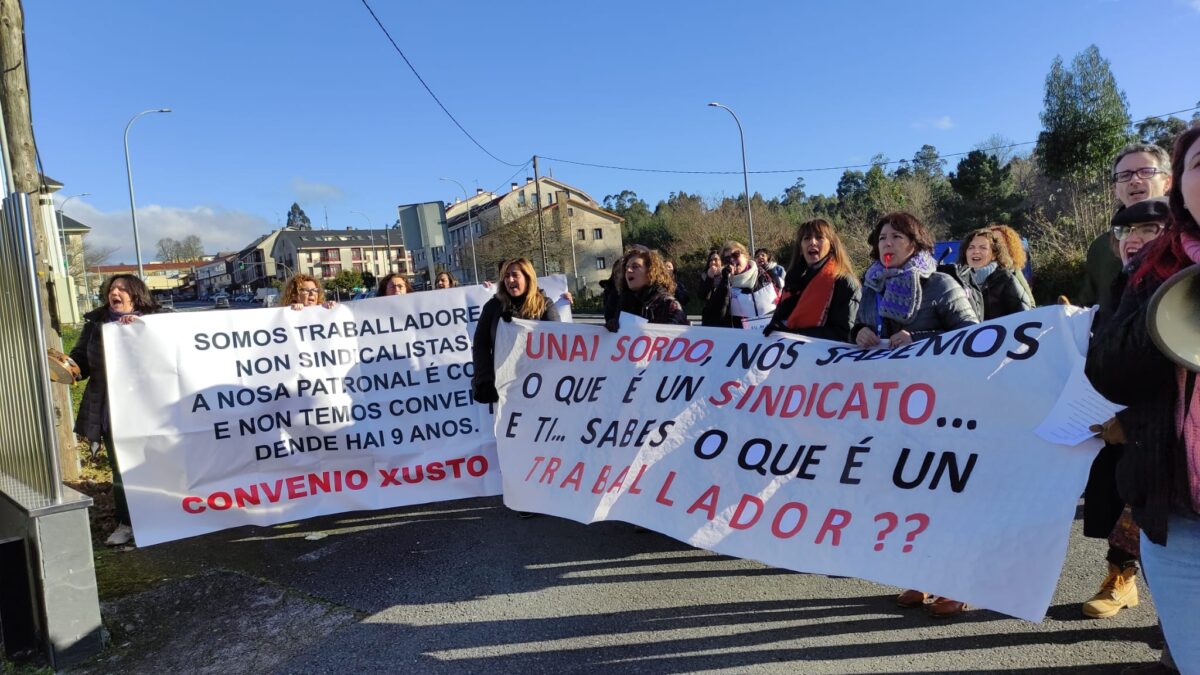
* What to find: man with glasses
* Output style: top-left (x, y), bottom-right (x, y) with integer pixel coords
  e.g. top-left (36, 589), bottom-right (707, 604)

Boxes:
top-left (1077, 143), bottom-right (1173, 309)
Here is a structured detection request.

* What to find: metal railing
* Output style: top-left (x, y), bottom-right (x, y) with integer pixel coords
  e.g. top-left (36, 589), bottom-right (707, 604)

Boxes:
top-left (0, 191), bottom-right (63, 508)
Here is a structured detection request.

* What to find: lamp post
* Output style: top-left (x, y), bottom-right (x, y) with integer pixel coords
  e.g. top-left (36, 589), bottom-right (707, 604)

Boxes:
top-left (124, 108), bottom-right (171, 279)
top-left (57, 192), bottom-right (89, 292)
top-left (439, 177), bottom-right (479, 284)
top-left (707, 102), bottom-right (755, 253)
top-left (350, 210), bottom-right (377, 276)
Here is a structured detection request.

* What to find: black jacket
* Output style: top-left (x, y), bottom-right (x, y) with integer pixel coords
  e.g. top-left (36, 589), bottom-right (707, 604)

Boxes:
top-left (70, 305), bottom-right (163, 442)
top-left (471, 292), bottom-right (559, 403)
top-left (701, 263), bottom-right (779, 328)
top-left (1086, 276), bottom-right (1195, 545)
top-left (767, 260), bottom-right (860, 342)
top-left (618, 285), bottom-right (688, 326)
top-left (979, 268), bottom-right (1034, 320)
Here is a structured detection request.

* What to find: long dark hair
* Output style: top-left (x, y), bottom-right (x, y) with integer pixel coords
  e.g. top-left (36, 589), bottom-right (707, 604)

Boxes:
top-left (785, 218), bottom-right (855, 284)
top-left (1130, 124), bottom-right (1200, 290)
top-left (98, 273), bottom-right (158, 313)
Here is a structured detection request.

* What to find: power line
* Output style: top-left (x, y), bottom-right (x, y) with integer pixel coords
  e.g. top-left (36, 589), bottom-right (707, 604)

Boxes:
top-left (542, 105), bottom-right (1200, 177)
top-left (359, 0), bottom-right (524, 168)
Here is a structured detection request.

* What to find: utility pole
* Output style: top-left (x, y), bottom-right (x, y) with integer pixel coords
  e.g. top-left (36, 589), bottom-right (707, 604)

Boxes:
top-left (1, 0), bottom-right (80, 478)
top-left (532, 155), bottom-right (548, 274)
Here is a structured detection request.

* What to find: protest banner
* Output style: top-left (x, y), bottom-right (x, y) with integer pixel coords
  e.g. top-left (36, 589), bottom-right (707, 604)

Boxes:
top-left (492, 306), bottom-right (1108, 621)
top-left (105, 286), bottom-right (501, 546)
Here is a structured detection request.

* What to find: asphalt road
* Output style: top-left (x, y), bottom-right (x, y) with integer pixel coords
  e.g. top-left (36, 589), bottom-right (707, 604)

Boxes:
top-left (72, 497), bottom-right (1167, 674)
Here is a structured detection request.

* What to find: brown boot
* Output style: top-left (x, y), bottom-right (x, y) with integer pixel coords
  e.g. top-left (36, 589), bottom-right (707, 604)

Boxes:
top-left (1082, 563), bottom-right (1138, 619)
top-left (896, 589), bottom-right (929, 608)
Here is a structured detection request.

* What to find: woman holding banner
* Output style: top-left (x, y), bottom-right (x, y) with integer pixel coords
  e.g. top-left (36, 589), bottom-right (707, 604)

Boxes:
top-left (282, 274), bottom-right (335, 309)
top-left (852, 212), bottom-right (978, 617)
top-left (1086, 125), bottom-right (1200, 674)
top-left (701, 241), bottom-right (780, 328)
top-left (958, 227), bottom-right (1033, 320)
top-left (765, 219), bottom-right (860, 341)
top-left (853, 212), bottom-right (978, 350)
top-left (601, 245), bottom-right (650, 331)
top-left (471, 258), bottom-right (561, 405)
top-left (377, 273), bottom-right (412, 296)
top-left (611, 248), bottom-right (688, 327)
top-left (71, 274), bottom-right (162, 547)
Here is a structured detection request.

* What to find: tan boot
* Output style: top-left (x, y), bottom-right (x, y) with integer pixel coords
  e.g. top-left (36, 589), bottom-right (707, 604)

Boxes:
top-left (1082, 563), bottom-right (1138, 619)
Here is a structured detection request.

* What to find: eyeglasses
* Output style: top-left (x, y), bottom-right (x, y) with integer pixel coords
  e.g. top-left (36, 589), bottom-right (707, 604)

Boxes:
top-left (723, 253), bottom-right (743, 264)
top-left (1111, 167), bottom-right (1167, 183)
top-left (1112, 223), bottom-right (1164, 240)
top-left (298, 287), bottom-right (321, 295)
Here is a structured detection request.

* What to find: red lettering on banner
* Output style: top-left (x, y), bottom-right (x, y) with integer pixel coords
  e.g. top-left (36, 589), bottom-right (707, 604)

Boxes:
top-left (607, 466), bottom-right (630, 493)
top-left (591, 465), bottom-right (612, 493)
top-left (286, 475), bottom-right (306, 499)
top-left (814, 508), bottom-right (852, 546)
top-left (524, 456), bottom-right (545, 482)
top-left (182, 496), bottom-right (205, 513)
top-left (687, 485), bottom-right (720, 520)
top-left (626, 465), bottom-right (648, 494)
top-left (560, 462), bottom-right (585, 491)
top-left (380, 468), bottom-right (402, 487)
top-left (538, 457), bottom-right (562, 484)
top-left (729, 494), bottom-right (763, 530)
top-left (771, 502), bottom-right (809, 539)
top-left (655, 471), bottom-right (677, 506)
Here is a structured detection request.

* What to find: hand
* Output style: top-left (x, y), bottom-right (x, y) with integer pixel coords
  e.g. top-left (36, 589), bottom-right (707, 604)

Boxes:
top-left (116, 314), bottom-right (139, 325)
top-left (1056, 295), bottom-right (1071, 305)
top-left (482, 281), bottom-right (494, 289)
top-left (856, 327), bottom-right (880, 347)
top-left (561, 291), bottom-right (574, 305)
top-left (605, 316), bottom-right (620, 333)
top-left (706, 266), bottom-right (722, 279)
top-left (322, 301), bottom-right (337, 309)
top-left (501, 309), bottom-right (514, 323)
top-left (290, 303), bottom-right (305, 311)
top-left (1089, 417), bottom-right (1126, 444)
top-left (890, 330), bottom-right (913, 347)
top-left (762, 322), bottom-right (776, 337)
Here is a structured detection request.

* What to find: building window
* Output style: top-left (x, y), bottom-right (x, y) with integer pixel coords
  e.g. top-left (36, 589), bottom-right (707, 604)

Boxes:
top-left (593, 228), bottom-right (603, 240)
top-left (531, 193), bottom-right (539, 207)
top-left (577, 229), bottom-right (585, 241)
top-left (518, 192), bottom-right (526, 206)
top-left (568, 207), bottom-right (574, 216)
top-left (595, 256), bottom-right (606, 270)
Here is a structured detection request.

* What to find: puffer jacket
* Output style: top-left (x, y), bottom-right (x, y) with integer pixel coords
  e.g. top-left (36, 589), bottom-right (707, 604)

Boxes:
top-left (852, 271), bottom-right (978, 342)
top-left (618, 285), bottom-right (688, 325)
top-left (980, 268), bottom-right (1034, 320)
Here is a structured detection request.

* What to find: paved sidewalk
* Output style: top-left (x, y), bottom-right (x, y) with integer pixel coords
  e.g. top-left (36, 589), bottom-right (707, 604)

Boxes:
top-left (69, 497), bottom-right (1168, 674)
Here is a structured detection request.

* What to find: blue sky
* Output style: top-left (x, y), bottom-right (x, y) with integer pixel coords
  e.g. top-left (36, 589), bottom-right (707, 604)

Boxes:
top-left (25, 0), bottom-right (1200, 265)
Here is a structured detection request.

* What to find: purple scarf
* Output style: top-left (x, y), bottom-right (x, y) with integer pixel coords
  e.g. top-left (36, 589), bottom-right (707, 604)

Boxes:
top-left (863, 250), bottom-right (937, 324)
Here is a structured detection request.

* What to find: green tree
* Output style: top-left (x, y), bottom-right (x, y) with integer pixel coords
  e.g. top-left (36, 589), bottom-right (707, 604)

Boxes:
top-left (326, 269), bottom-right (363, 297)
top-left (946, 150), bottom-right (1024, 236)
top-left (836, 170), bottom-right (867, 206)
top-left (781, 177), bottom-right (807, 206)
top-left (911, 145), bottom-right (946, 180)
top-left (1035, 45), bottom-right (1131, 182)
top-left (286, 202), bottom-right (313, 230)
top-left (1136, 115), bottom-right (1188, 152)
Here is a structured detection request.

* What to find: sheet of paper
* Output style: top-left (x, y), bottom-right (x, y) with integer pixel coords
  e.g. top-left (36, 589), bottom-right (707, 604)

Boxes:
top-left (1034, 365), bottom-right (1125, 446)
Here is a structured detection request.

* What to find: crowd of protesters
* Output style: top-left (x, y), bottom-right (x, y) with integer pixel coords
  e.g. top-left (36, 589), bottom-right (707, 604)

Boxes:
top-left (74, 123), bottom-right (1200, 672)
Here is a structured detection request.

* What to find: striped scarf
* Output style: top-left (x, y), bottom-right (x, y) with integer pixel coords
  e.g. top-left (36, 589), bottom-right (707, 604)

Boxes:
top-left (863, 250), bottom-right (936, 324)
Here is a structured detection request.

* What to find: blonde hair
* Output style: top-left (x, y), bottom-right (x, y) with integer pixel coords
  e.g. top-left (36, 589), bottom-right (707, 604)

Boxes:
top-left (281, 274), bottom-right (323, 305)
top-left (497, 258), bottom-right (548, 319)
top-left (988, 225), bottom-right (1026, 271)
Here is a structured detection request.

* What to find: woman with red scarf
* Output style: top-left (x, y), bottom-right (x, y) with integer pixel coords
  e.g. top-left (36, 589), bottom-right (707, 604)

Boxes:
top-left (765, 219), bottom-right (860, 342)
top-left (1086, 124), bottom-right (1200, 673)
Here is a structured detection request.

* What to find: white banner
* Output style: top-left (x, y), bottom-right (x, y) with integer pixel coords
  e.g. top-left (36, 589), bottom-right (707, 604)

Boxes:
top-left (105, 286), bottom-right (501, 546)
top-left (493, 306), bottom-right (1105, 621)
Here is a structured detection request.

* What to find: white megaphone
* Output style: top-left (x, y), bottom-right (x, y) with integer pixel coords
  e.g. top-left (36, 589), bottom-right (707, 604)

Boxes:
top-left (1147, 264), bottom-right (1200, 372)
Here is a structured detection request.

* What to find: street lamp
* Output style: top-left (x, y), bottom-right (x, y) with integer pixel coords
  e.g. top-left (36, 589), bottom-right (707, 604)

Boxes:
top-left (58, 192), bottom-right (90, 306)
top-left (349, 210), bottom-right (377, 276)
top-left (439, 177), bottom-right (480, 284)
top-left (124, 108), bottom-right (171, 279)
top-left (707, 102), bottom-right (755, 253)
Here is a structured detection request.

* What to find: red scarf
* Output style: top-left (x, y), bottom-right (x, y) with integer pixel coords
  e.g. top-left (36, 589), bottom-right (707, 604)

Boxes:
top-left (783, 259), bottom-right (840, 330)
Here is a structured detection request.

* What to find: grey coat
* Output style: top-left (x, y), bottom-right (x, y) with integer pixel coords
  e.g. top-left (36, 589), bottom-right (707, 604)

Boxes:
top-left (853, 271), bottom-right (979, 342)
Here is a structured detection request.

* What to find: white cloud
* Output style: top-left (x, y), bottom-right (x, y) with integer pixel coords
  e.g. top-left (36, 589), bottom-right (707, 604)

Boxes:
top-left (912, 115), bottom-right (955, 131)
top-left (68, 202), bottom-right (274, 265)
top-left (291, 178), bottom-right (344, 203)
